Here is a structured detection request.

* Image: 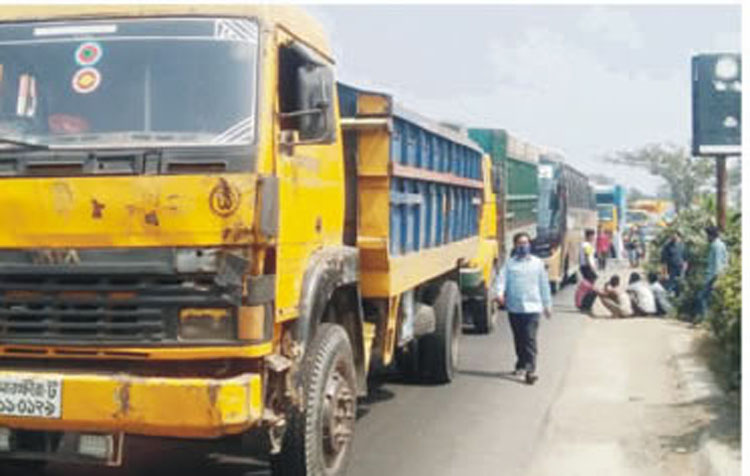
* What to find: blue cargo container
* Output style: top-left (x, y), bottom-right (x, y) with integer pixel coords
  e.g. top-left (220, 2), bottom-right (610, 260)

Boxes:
top-left (338, 83), bottom-right (484, 258)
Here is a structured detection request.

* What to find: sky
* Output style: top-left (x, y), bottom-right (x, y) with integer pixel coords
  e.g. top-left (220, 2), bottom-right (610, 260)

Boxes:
top-left (306, 4), bottom-right (741, 194)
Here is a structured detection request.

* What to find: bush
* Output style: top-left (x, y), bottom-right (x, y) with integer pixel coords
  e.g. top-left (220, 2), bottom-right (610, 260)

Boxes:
top-left (708, 213), bottom-right (741, 389)
top-left (645, 206), bottom-right (714, 317)
top-left (709, 254), bottom-right (741, 389)
top-left (647, 206), bottom-right (741, 389)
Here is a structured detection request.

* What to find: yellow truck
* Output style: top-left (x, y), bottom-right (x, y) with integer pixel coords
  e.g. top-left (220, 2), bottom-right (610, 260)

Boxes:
top-left (0, 6), bottom-right (497, 474)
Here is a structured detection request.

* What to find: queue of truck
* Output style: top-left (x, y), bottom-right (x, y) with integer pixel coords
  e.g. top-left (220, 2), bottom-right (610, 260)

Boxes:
top-left (0, 5), bottom-right (604, 476)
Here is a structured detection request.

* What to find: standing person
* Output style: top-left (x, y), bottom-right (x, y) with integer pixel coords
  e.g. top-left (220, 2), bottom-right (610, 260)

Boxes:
top-left (579, 229), bottom-right (597, 281)
top-left (596, 226), bottom-right (610, 271)
top-left (693, 226), bottom-right (728, 323)
top-left (626, 272), bottom-right (657, 316)
top-left (494, 232), bottom-right (552, 385)
top-left (637, 224), bottom-right (647, 260)
top-left (660, 231), bottom-right (687, 296)
top-left (597, 275), bottom-right (633, 318)
top-left (625, 226), bottom-right (640, 268)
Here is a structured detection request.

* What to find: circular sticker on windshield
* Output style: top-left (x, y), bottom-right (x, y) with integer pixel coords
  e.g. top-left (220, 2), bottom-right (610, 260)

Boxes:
top-left (72, 67), bottom-right (101, 94)
top-left (75, 42), bottom-right (103, 66)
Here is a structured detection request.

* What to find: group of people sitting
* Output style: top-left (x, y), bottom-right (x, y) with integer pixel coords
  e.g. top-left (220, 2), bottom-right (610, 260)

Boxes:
top-left (574, 267), bottom-right (672, 318)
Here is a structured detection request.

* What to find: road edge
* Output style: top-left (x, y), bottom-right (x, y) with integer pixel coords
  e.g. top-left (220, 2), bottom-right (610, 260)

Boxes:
top-left (668, 323), bottom-right (741, 476)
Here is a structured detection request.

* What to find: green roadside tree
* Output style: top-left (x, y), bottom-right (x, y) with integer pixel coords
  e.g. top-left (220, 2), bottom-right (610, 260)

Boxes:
top-left (605, 143), bottom-right (713, 213)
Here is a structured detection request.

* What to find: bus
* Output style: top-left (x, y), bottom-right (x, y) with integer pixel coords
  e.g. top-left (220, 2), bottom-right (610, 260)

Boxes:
top-left (533, 153), bottom-right (598, 292)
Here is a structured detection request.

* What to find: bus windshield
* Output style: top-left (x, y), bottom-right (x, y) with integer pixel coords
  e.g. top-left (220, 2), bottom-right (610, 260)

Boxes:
top-left (537, 165), bottom-right (559, 232)
top-left (0, 17), bottom-right (258, 148)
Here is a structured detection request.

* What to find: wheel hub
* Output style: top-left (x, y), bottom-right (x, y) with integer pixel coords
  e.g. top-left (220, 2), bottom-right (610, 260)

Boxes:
top-left (321, 367), bottom-right (355, 469)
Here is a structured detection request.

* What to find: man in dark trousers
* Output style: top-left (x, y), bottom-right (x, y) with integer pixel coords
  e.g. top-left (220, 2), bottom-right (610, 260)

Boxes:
top-left (493, 232), bottom-right (552, 385)
top-left (660, 231), bottom-right (687, 295)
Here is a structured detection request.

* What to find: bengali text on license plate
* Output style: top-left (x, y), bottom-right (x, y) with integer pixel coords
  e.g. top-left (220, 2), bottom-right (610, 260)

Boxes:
top-left (0, 374), bottom-right (62, 419)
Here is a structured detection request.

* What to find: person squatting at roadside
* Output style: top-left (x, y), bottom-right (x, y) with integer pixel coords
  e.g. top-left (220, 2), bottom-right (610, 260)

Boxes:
top-left (575, 266), bottom-right (598, 314)
top-left (648, 272), bottom-right (672, 316)
top-left (494, 232), bottom-right (552, 385)
top-left (626, 272), bottom-right (657, 316)
top-left (596, 275), bottom-right (633, 318)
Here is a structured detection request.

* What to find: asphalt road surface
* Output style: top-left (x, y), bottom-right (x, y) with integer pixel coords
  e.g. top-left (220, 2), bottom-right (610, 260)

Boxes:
top-left (13, 283), bottom-right (586, 476)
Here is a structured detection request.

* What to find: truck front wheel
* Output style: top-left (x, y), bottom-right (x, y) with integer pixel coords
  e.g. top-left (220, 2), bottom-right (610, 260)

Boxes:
top-left (272, 323), bottom-right (357, 476)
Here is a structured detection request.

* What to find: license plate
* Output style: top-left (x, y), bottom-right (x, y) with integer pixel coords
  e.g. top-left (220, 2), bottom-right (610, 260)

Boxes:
top-left (0, 374), bottom-right (62, 419)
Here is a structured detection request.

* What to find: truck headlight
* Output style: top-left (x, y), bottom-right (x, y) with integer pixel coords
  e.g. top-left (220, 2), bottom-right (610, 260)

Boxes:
top-left (78, 433), bottom-right (114, 460)
top-left (178, 308), bottom-right (235, 341)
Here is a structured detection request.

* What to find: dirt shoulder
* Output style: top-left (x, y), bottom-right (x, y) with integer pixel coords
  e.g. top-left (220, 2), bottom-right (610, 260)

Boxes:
top-left (527, 316), bottom-right (740, 476)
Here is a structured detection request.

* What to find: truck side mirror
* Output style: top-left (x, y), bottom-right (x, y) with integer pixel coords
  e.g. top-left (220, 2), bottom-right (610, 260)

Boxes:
top-left (297, 64), bottom-right (335, 142)
top-left (278, 41), bottom-right (337, 148)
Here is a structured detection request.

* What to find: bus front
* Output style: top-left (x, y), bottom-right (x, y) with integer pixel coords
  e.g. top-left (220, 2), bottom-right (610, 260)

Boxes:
top-left (0, 15), bottom-right (270, 465)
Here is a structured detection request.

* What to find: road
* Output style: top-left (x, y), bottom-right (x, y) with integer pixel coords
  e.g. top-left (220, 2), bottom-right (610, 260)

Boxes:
top-left (19, 282), bottom-right (586, 476)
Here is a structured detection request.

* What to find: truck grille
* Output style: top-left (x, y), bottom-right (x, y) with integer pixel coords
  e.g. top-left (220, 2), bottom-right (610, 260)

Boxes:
top-left (0, 274), bottom-right (235, 345)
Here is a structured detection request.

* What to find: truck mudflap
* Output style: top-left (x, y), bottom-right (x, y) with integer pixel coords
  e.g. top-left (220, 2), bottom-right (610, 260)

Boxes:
top-left (0, 370), bottom-right (263, 439)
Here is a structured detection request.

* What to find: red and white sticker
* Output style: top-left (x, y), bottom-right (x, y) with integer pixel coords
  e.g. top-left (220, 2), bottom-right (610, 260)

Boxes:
top-left (75, 42), bottom-right (102, 66)
top-left (72, 67), bottom-right (101, 94)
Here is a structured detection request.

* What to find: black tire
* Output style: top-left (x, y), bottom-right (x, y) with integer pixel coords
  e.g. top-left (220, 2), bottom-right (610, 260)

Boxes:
top-left (419, 280), bottom-right (461, 384)
top-left (271, 324), bottom-right (357, 476)
top-left (470, 284), bottom-right (494, 334)
top-left (394, 338), bottom-right (420, 379)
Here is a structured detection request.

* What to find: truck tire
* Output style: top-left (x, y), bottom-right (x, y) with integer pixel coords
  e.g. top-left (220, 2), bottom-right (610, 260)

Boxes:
top-left (420, 280), bottom-right (461, 383)
top-left (271, 323), bottom-right (357, 476)
top-left (395, 338), bottom-right (420, 380)
top-left (469, 284), bottom-right (494, 334)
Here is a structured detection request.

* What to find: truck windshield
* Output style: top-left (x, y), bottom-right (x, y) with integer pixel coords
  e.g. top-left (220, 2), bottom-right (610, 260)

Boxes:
top-left (0, 17), bottom-right (258, 148)
top-left (597, 205), bottom-right (614, 221)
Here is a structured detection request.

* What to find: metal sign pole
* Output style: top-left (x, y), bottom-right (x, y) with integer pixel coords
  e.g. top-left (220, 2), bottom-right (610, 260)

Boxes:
top-left (716, 155), bottom-right (727, 231)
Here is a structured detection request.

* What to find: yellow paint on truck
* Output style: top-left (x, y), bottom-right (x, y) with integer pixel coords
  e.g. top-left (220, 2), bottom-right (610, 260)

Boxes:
top-left (0, 5), bottom-right (498, 472)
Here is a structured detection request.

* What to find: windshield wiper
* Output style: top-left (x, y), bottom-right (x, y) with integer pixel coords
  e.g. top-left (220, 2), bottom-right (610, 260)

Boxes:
top-left (0, 136), bottom-right (50, 151)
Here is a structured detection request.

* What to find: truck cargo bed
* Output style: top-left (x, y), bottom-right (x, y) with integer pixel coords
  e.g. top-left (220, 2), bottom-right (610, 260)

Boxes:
top-left (338, 83), bottom-right (484, 298)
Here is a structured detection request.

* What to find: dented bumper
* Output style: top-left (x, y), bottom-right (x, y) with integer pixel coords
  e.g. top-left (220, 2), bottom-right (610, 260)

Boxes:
top-left (0, 370), bottom-right (263, 438)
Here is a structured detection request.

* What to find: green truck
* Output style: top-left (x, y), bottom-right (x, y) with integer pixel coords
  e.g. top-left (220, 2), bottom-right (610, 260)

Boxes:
top-left (468, 129), bottom-right (540, 262)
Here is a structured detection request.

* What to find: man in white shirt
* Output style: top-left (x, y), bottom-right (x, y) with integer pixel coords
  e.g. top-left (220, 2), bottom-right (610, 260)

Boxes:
top-left (626, 272), bottom-right (657, 315)
top-left (494, 232), bottom-right (552, 385)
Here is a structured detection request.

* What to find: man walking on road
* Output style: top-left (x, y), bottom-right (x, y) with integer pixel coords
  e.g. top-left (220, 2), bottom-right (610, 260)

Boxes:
top-left (494, 232), bottom-right (552, 385)
top-left (693, 226), bottom-right (728, 323)
top-left (660, 231), bottom-right (687, 296)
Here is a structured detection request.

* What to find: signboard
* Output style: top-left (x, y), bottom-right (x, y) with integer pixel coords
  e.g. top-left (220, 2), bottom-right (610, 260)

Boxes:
top-left (691, 53), bottom-right (742, 156)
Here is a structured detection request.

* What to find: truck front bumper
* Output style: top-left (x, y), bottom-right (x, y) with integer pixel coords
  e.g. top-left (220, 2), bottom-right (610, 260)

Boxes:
top-left (0, 370), bottom-right (263, 439)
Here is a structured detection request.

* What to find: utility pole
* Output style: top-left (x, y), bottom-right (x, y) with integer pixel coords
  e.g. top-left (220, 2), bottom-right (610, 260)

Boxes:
top-left (716, 156), bottom-right (727, 230)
